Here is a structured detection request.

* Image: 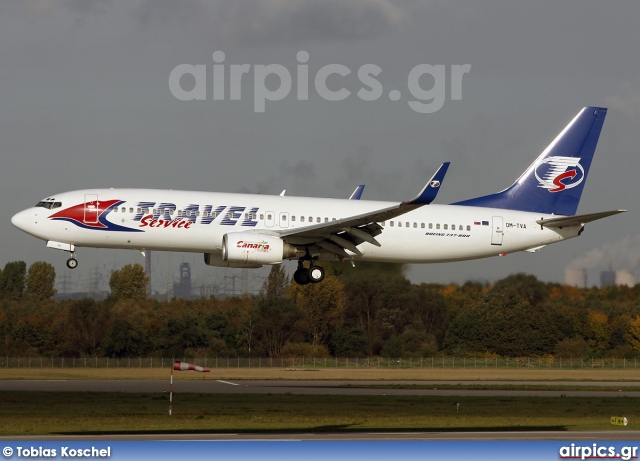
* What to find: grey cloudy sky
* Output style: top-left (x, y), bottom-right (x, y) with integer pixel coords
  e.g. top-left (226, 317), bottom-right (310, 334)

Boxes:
top-left (2, 0), bottom-right (638, 293)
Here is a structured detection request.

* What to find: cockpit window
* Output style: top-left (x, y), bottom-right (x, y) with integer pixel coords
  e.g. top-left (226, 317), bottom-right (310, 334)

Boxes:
top-left (36, 201), bottom-right (62, 209)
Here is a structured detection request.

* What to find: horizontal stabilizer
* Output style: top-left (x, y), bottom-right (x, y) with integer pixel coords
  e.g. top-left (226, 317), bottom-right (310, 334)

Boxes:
top-left (537, 210), bottom-right (626, 228)
top-left (525, 245), bottom-right (546, 253)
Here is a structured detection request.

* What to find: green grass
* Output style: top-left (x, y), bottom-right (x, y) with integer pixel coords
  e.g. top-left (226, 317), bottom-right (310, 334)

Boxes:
top-left (2, 392), bottom-right (637, 436)
top-left (342, 383), bottom-right (640, 391)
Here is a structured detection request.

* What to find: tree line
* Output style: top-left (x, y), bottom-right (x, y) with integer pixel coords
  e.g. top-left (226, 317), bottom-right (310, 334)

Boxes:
top-left (1, 260), bottom-right (640, 359)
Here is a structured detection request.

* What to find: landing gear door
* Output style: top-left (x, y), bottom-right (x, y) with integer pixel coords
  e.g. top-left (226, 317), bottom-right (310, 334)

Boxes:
top-left (84, 194), bottom-right (99, 224)
top-left (491, 216), bottom-right (503, 245)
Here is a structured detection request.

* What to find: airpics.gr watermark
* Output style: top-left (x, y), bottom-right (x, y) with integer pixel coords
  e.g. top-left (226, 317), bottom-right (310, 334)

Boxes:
top-left (169, 51), bottom-right (471, 113)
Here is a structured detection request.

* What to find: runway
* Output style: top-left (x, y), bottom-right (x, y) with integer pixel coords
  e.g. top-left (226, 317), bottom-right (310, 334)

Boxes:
top-left (1, 379), bottom-right (639, 397)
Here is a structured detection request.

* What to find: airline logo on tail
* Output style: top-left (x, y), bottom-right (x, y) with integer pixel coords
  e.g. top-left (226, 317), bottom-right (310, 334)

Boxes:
top-left (534, 156), bottom-right (585, 193)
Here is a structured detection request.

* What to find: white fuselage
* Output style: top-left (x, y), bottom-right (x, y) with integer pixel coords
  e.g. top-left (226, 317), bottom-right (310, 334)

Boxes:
top-left (12, 188), bottom-right (581, 264)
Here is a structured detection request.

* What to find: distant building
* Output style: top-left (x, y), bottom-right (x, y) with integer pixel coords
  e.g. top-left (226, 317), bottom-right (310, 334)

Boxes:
top-left (172, 262), bottom-right (192, 298)
top-left (564, 268), bottom-right (587, 288)
top-left (600, 270), bottom-right (616, 288)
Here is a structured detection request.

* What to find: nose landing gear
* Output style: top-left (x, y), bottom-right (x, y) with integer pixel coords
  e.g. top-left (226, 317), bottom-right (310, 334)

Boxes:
top-left (46, 241), bottom-right (79, 269)
top-left (66, 257), bottom-right (78, 269)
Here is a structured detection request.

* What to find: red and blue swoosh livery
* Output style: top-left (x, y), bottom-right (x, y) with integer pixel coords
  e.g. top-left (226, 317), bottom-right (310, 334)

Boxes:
top-left (49, 200), bottom-right (143, 232)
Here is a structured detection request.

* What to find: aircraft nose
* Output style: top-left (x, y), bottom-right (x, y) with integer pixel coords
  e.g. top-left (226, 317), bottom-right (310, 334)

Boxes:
top-left (11, 209), bottom-right (31, 232)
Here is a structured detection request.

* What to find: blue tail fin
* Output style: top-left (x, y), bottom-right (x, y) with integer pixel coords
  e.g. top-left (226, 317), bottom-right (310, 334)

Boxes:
top-left (453, 107), bottom-right (607, 216)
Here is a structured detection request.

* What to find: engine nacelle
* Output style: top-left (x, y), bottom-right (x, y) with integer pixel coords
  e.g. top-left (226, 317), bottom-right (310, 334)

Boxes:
top-left (222, 232), bottom-right (297, 265)
top-left (204, 252), bottom-right (263, 268)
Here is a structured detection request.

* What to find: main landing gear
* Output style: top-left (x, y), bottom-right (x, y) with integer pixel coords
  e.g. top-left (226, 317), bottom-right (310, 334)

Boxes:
top-left (66, 252), bottom-right (78, 269)
top-left (293, 259), bottom-right (325, 285)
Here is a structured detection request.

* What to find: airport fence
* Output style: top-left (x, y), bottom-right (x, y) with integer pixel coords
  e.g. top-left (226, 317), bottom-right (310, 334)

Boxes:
top-left (1, 356), bottom-right (638, 369)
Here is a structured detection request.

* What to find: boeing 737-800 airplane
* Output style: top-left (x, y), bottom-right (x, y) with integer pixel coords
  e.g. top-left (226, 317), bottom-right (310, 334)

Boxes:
top-left (11, 107), bottom-right (625, 285)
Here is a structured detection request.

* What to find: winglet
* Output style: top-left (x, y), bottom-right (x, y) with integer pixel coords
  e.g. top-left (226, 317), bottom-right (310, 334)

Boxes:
top-left (404, 162), bottom-right (450, 205)
top-left (349, 185), bottom-right (365, 200)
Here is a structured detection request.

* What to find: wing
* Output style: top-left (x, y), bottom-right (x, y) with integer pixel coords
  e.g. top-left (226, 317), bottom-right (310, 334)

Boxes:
top-left (277, 162), bottom-right (450, 259)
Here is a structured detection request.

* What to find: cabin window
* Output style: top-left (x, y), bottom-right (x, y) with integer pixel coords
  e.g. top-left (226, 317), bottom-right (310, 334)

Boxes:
top-left (267, 214), bottom-right (272, 220)
top-left (466, 225), bottom-right (471, 231)
top-left (325, 217), bottom-right (329, 223)
top-left (317, 217), bottom-right (321, 223)
top-left (406, 222), bottom-right (409, 228)
top-left (436, 223), bottom-right (440, 229)
top-left (121, 207), bottom-right (126, 213)
top-left (390, 221), bottom-right (394, 227)
top-left (259, 214), bottom-right (264, 220)
top-left (398, 222), bottom-right (402, 227)
top-left (451, 224), bottom-right (455, 230)
top-left (428, 223), bottom-right (432, 229)
top-left (113, 207), bottom-right (118, 213)
top-left (421, 223), bottom-right (425, 229)
top-left (444, 224), bottom-right (448, 230)
top-left (300, 216), bottom-right (305, 222)
top-left (291, 216), bottom-right (296, 222)
top-left (282, 215), bottom-right (287, 221)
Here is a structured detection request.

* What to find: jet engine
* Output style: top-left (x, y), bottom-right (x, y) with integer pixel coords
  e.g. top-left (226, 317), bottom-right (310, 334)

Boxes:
top-left (222, 232), bottom-right (297, 265)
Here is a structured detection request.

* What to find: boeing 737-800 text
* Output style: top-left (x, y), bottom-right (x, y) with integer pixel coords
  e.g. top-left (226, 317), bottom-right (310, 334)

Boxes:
top-left (11, 107), bottom-right (625, 285)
